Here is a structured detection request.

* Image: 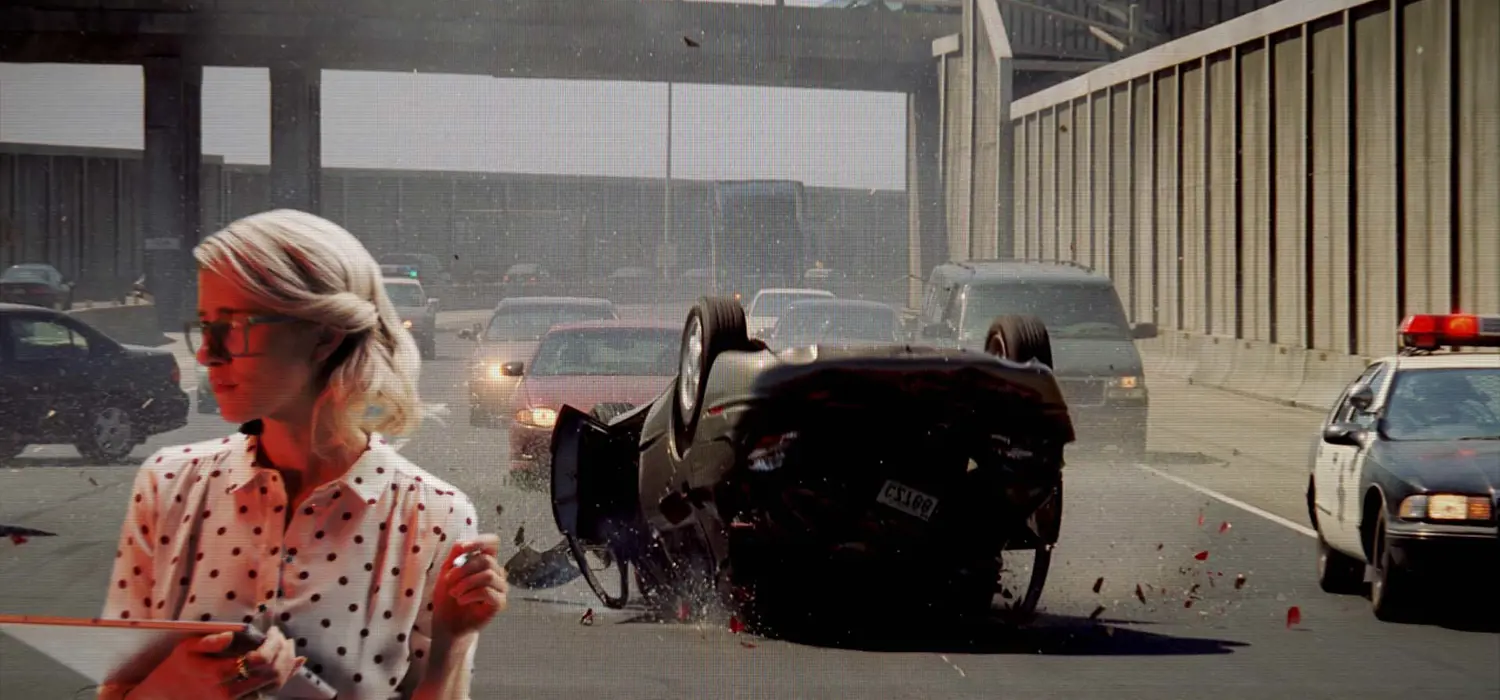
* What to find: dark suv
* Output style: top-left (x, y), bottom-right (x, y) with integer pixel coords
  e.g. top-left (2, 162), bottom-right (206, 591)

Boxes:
top-left (913, 260), bottom-right (1157, 454)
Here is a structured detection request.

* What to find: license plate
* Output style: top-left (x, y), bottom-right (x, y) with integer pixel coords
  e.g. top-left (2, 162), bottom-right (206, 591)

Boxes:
top-left (875, 480), bottom-right (939, 521)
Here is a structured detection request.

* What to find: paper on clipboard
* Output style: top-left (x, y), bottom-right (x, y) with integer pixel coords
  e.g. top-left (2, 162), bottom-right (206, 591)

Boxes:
top-left (0, 615), bottom-right (336, 699)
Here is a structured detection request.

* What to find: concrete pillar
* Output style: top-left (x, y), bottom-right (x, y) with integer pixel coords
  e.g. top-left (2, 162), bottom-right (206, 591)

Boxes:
top-left (270, 66), bottom-right (322, 213)
top-left (142, 56), bottom-right (203, 331)
top-left (907, 76), bottom-right (947, 308)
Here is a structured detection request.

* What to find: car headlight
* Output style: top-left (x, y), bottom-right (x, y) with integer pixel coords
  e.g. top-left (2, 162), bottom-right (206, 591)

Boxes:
top-left (1106, 375), bottom-right (1146, 398)
top-left (402, 319), bottom-right (413, 329)
top-left (1398, 494), bottom-right (1493, 522)
top-left (515, 407), bottom-right (557, 428)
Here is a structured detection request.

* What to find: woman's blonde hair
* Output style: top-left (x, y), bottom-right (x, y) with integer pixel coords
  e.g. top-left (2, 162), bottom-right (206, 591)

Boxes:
top-left (193, 209), bottom-right (422, 454)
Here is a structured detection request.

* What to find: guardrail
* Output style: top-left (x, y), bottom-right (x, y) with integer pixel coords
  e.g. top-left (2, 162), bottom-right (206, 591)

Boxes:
top-left (1139, 333), bottom-right (1372, 413)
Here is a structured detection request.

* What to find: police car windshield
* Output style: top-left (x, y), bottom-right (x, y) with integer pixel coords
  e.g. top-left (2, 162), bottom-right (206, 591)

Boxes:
top-left (961, 283), bottom-right (1131, 340)
top-left (1382, 367), bottom-right (1500, 441)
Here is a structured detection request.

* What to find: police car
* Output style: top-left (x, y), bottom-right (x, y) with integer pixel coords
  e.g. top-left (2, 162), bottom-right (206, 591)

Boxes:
top-left (1307, 313), bottom-right (1499, 621)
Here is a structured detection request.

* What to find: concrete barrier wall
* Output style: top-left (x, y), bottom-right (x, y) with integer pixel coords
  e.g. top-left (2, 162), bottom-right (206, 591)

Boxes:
top-left (69, 303), bottom-right (169, 347)
top-left (1010, 0), bottom-right (1499, 410)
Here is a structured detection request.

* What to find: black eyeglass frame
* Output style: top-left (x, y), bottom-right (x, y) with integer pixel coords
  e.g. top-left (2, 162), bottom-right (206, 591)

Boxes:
top-left (185, 311), bottom-right (302, 359)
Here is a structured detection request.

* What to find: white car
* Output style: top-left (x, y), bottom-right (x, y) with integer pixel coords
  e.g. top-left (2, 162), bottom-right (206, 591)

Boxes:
top-left (744, 287), bottom-right (834, 338)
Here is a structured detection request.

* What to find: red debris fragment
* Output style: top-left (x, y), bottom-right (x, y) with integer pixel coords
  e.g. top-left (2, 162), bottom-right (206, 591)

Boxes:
top-left (9, 535), bottom-right (27, 546)
top-left (728, 616), bottom-right (745, 634)
top-left (1286, 606), bottom-right (1302, 628)
top-left (1197, 512), bottom-right (1205, 527)
top-left (1234, 574), bottom-right (1247, 590)
top-left (1184, 599), bottom-right (1193, 609)
top-left (1193, 550), bottom-right (1210, 561)
top-left (579, 608), bottom-right (595, 626)
top-left (1134, 584), bottom-right (1147, 604)
top-left (1218, 521), bottom-right (1232, 534)
top-left (1092, 576), bottom-right (1104, 594)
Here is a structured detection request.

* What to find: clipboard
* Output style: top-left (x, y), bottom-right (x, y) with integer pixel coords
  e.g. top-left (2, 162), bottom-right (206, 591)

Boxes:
top-left (0, 615), bottom-right (337, 699)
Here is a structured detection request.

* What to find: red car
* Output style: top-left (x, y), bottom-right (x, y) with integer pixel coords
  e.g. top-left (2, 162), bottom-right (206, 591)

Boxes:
top-left (507, 321), bottom-right (680, 488)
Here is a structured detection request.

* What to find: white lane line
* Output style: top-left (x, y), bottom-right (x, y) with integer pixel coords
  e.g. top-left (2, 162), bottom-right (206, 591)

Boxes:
top-left (1133, 462), bottom-right (1318, 539)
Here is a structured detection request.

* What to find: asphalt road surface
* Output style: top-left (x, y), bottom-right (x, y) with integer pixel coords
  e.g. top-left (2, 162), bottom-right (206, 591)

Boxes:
top-left (2, 304), bottom-right (1496, 699)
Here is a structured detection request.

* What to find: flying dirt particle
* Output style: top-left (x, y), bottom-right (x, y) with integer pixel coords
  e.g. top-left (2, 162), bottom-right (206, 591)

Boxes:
top-left (1093, 576), bottom-right (1104, 594)
top-left (495, 504), bottom-right (504, 517)
top-left (1218, 521), bottom-right (1232, 534)
top-left (1155, 543), bottom-right (1163, 550)
top-left (1088, 605), bottom-right (1106, 620)
top-left (683, 36), bottom-right (700, 48)
top-left (728, 616), bottom-right (745, 634)
top-left (1234, 574), bottom-right (1247, 590)
top-left (88, 477), bottom-right (98, 487)
top-left (1184, 599), bottom-right (1193, 609)
top-left (1134, 584), bottom-right (1146, 604)
top-left (1189, 584), bottom-right (1200, 595)
top-left (513, 525), bottom-right (526, 547)
top-left (1286, 606), bottom-right (1302, 628)
top-left (1194, 550), bottom-right (1210, 561)
top-left (579, 608), bottom-right (595, 626)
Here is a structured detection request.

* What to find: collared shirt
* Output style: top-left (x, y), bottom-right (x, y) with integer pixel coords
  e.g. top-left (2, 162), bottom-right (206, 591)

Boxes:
top-left (103, 423), bottom-right (480, 700)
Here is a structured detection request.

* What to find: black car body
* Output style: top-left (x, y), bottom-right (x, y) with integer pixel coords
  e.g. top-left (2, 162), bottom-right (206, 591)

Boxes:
top-left (0, 304), bottom-right (189, 463)
top-left (550, 297), bottom-right (1073, 625)
top-left (915, 260), bottom-right (1156, 454)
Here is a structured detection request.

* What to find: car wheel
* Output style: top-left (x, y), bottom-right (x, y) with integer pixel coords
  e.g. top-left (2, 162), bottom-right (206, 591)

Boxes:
top-left (1317, 535), bottom-right (1365, 595)
top-left (672, 297), bottom-right (749, 450)
top-left (1370, 510), bottom-right (1419, 621)
top-left (76, 405), bottom-right (137, 464)
top-left (985, 314), bottom-right (1055, 368)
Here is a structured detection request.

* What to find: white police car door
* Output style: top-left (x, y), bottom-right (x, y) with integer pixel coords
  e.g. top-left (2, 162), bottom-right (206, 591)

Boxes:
top-left (1313, 363), bottom-right (1385, 553)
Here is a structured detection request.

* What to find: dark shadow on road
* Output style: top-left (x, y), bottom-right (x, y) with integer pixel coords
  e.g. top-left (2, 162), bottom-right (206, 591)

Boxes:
top-left (755, 610), bottom-right (1247, 656)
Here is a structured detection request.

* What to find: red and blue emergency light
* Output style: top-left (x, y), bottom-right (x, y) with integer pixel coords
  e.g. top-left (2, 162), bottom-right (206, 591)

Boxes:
top-left (1399, 313), bottom-right (1500, 350)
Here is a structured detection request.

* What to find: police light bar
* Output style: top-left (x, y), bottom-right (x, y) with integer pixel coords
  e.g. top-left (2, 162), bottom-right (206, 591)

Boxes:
top-left (1399, 314), bottom-right (1500, 350)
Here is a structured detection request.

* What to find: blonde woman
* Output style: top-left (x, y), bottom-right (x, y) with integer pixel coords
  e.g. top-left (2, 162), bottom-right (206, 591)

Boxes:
top-left (99, 209), bottom-right (507, 700)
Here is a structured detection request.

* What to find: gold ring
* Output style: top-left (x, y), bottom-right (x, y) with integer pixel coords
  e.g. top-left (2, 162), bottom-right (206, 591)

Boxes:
top-left (232, 654), bottom-right (253, 682)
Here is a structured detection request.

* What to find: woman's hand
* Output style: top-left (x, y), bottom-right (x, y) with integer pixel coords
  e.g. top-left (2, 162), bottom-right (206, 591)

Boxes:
top-left (128, 626), bottom-right (305, 700)
top-left (430, 535), bottom-right (509, 640)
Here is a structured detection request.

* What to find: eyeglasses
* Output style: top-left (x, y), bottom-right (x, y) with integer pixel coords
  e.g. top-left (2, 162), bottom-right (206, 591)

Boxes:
top-left (185, 312), bottom-right (301, 358)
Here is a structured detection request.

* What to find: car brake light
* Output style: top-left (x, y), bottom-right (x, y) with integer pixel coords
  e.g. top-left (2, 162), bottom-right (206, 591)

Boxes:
top-left (1399, 313), bottom-right (1499, 350)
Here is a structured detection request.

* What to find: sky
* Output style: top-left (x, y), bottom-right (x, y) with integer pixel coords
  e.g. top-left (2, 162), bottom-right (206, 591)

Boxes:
top-left (0, 56), bottom-right (907, 192)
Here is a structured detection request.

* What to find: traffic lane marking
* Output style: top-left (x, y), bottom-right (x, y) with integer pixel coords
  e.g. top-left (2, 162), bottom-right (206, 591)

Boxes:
top-left (1134, 462), bottom-right (1317, 539)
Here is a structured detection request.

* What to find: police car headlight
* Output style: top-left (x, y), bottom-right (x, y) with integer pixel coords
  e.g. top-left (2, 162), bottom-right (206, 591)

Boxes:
top-left (1398, 494), bottom-right (1493, 521)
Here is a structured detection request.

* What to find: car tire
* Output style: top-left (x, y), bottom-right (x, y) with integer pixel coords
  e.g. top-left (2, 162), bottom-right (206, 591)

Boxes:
top-left (984, 314), bottom-right (1055, 368)
top-left (76, 405), bottom-right (137, 464)
top-left (1316, 535), bottom-right (1365, 595)
top-left (1370, 510), bottom-right (1419, 621)
top-left (672, 297), bottom-right (749, 451)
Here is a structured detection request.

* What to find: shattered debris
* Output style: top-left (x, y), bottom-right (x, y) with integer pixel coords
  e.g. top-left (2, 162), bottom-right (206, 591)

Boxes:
top-left (1218, 521), bottom-right (1232, 534)
top-left (579, 608), bottom-right (595, 626)
top-left (1234, 574), bottom-right (1247, 590)
top-left (1088, 605), bottom-right (1106, 620)
top-left (1134, 583), bottom-right (1146, 604)
top-left (1285, 606), bottom-right (1302, 628)
top-left (1092, 576), bottom-right (1104, 594)
top-left (1193, 550), bottom-right (1210, 561)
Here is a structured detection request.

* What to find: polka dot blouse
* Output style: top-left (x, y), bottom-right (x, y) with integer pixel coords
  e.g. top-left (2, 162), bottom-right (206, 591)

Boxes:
top-left (103, 424), bottom-right (480, 699)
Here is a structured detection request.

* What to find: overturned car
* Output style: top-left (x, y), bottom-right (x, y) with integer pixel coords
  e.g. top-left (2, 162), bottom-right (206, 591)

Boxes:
top-left (549, 297), bottom-right (1074, 627)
